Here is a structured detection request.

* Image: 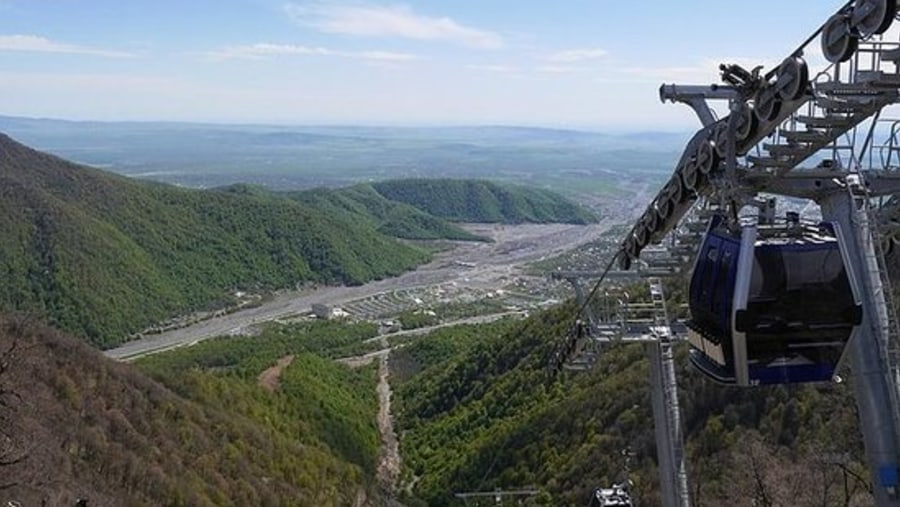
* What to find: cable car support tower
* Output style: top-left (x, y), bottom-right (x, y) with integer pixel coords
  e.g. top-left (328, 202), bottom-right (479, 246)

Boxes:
top-left (561, 1), bottom-right (900, 505)
top-left (551, 270), bottom-right (691, 507)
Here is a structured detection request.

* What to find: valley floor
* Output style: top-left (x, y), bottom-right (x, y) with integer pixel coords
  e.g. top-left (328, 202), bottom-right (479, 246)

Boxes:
top-left (105, 221), bottom-right (613, 360)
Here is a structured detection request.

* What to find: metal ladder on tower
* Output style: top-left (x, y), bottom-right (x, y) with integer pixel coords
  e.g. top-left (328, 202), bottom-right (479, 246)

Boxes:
top-left (645, 277), bottom-right (690, 507)
top-left (841, 173), bottom-right (900, 503)
top-left (648, 277), bottom-right (667, 327)
top-left (751, 39), bottom-right (900, 175)
top-left (863, 180), bottom-right (900, 396)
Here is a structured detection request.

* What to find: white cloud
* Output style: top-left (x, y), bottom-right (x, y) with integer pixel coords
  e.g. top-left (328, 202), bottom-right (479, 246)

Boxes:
top-left (285, 3), bottom-right (503, 49)
top-left (356, 49), bottom-right (418, 61)
top-left (467, 64), bottom-right (518, 73)
top-left (208, 43), bottom-right (330, 60)
top-left (536, 65), bottom-right (585, 74)
top-left (543, 47), bottom-right (607, 63)
top-left (0, 34), bottom-right (134, 58)
top-left (205, 43), bottom-right (417, 62)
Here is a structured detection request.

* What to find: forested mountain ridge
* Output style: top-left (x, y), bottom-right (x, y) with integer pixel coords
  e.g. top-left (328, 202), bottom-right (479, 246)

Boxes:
top-left (0, 133), bottom-right (429, 348)
top-left (0, 133), bottom-right (598, 349)
top-left (371, 178), bottom-right (598, 224)
top-left (280, 183), bottom-right (487, 241)
top-left (392, 304), bottom-right (871, 506)
top-left (243, 179), bottom-right (596, 239)
top-left (0, 316), bottom-right (384, 506)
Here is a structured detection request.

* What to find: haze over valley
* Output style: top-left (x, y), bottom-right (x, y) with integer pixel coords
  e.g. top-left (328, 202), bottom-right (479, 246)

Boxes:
top-left (0, 115), bottom-right (682, 212)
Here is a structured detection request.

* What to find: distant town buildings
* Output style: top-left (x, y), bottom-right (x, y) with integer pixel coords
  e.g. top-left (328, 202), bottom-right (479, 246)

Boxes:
top-left (312, 303), bottom-right (349, 320)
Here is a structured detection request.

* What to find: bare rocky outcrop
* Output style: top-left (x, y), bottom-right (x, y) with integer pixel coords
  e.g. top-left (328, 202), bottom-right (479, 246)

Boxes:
top-left (257, 355), bottom-right (295, 392)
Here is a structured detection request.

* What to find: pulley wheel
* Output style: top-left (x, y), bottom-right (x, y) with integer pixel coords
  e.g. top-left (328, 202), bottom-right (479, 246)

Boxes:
top-left (655, 193), bottom-right (674, 222)
top-left (681, 161), bottom-right (700, 191)
top-left (884, 231), bottom-right (900, 256)
top-left (734, 106), bottom-right (758, 142)
top-left (776, 56), bottom-right (809, 102)
top-left (644, 207), bottom-right (660, 234)
top-left (618, 252), bottom-right (632, 271)
top-left (879, 0), bottom-right (898, 34)
top-left (713, 123), bottom-right (730, 158)
top-left (623, 235), bottom-right (638, 259)
top-left (854, 0), bottom-right (895, 37)
top-left (672, 174), bottom-right (690, 204)
top-left (668, 174), bottom-right (686, 204)
top-left (634, 222), bottom-right (651, 248)
top-left (884, 237), bottom-right (895, 256)
top-left (822, 14), bottom-right (858, 63)
top-left (754, 87), bottom-right (782, 123)
top-left (694, 140), bottom-right (718, 175)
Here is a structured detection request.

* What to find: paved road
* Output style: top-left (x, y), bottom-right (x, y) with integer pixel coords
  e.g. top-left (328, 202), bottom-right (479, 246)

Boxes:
top-left (337, 311), bottom-right (526, 368)
top-left (362, 311), bottom-right (525, 344)
top-left (106, 221), bottom-right (612, 360)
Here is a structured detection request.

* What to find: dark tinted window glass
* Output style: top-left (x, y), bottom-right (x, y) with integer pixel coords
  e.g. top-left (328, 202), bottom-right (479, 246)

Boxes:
top-left (748, 244), bottom-right (853, 326)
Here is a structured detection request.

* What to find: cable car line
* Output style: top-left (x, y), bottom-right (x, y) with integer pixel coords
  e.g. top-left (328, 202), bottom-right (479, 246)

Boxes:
top-left (551, 0), bottom-right (900, 504)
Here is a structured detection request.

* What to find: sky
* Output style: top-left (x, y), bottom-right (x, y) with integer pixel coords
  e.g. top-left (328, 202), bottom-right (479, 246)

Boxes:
top-left (0, 0), bottom-right (848, 130)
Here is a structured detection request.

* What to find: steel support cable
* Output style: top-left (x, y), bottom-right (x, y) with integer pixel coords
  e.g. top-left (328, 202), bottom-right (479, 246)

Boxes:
top-left (548, 250), bottom-right (625, 375)
top-left (575, 251), bottom-right (622, 324)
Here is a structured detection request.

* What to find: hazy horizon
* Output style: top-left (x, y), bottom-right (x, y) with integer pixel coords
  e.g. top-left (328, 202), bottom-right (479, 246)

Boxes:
top-left (0, 112), bottom-right (696, 135)
top-left (0, 0), bottom-right (845, 129)
top-left (0, 114), bottom-right (684, 195)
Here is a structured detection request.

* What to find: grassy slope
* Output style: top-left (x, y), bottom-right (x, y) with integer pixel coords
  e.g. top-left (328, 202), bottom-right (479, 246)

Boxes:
top-left (0, 133), bottom-right (429, 347)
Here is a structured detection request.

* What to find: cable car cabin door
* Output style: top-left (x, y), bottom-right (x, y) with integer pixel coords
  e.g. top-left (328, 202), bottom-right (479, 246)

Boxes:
top-left (687, 216), bottom-right (741, 383)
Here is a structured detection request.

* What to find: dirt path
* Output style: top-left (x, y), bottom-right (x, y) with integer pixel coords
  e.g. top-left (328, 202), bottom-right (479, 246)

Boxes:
top-left (376, 354), bottom-right (401, 493)
top-left (257, 355), bottom-right (295, 392)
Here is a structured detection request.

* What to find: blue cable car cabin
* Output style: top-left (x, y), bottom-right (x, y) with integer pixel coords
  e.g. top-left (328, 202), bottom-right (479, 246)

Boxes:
top-left (686, 214), bottom-right (862, 385)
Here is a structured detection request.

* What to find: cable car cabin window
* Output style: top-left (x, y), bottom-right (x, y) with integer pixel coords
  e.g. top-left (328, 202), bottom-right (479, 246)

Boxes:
top-left (698, 245), bottom-right (719, 306)
top-left (690, 232), bottom-right (742, 322)
top-left (743, 242), bottom-right (855, 366)
top-left (747, 244), bottom-right (851, 321)
top-left (712, 249), bottom-right (733, 319)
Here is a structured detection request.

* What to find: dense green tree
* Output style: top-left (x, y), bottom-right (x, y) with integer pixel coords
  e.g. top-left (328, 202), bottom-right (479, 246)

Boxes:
top-left (0, 316), bottom-right (385, 505)
top-left (372, 178), bottom-right (598, 224)
top-left (283, 183), bottom-right (487, 241)
top-left (392, 307), bottom-right (870, 506)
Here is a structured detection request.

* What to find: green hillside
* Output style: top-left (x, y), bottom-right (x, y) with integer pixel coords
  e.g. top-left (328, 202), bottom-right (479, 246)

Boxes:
top-left (371, 178), bottom-right (598, 224)
top-left (392, 305), bottom-right (870, 506)
top-left (0, 316), bottom-right (384, 506)
top-left (0, 133), bottom-right (429, 348)
top-left (283, 183), bottom-right (487, 241)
